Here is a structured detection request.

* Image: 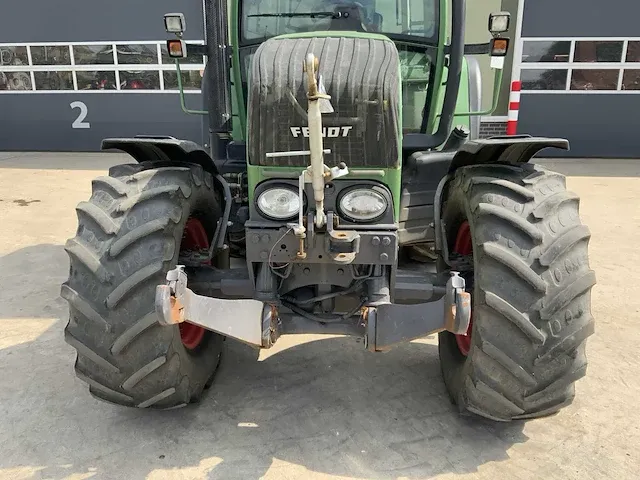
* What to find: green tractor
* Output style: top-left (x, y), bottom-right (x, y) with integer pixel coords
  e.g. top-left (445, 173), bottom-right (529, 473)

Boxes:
top-left (61, 0), bottom-right (596, 420)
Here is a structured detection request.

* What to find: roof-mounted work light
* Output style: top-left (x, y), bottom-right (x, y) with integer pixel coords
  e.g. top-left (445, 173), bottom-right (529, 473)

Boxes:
top-left (488, 12), bottom-right (511, 35)
top-left (164, 13), bottom-right (186, 35)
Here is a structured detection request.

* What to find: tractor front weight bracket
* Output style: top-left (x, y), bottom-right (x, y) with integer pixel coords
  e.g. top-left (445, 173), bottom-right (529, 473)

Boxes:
top-left (364, 272), bottom-right (471, 352)
top-left (155, 266), bottom-right (269, 348)
top-left (155, 265), bottom-right (471, 353)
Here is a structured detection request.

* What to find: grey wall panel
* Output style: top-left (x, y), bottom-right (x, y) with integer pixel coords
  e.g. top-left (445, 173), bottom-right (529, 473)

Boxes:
top-left (518, 94), bottom-right (640, 158)
top-left (0, 0), bottom-right (204, 43)
top-left (522, 0), bottom-right (640, 38)
top-left (1, 93), bottom-right (204, 151)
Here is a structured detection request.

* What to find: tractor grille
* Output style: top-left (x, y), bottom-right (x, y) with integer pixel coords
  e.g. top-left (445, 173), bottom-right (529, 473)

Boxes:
top-left (247, 36), bottom-right (401, 168)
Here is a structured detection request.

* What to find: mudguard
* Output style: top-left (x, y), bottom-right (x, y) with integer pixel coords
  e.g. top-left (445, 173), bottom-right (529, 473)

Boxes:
top-left (101, 136), bottom-right (219, 175)
top-left (447, 135), bottom-right (569, 173)
top-left (434, 135), bottom-right (570, 254)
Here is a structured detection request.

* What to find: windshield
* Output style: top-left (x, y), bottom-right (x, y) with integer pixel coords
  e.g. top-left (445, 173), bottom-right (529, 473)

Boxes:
top-left (241, 0), bottom-right (438, 43)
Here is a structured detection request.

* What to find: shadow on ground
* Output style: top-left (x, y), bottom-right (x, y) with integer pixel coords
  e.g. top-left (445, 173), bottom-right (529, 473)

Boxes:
top-left (0, 244), bottom-right (528, 479)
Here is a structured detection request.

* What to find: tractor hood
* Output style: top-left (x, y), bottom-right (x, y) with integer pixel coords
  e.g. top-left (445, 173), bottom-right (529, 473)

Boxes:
top-left (247, 33), bottom-right (401, 169)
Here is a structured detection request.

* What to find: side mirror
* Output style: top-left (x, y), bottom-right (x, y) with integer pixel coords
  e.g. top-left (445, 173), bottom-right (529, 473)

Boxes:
top-left (488, 12), bottom-right (510, 35)
top-left (164, 13), bottom-right (186, 35)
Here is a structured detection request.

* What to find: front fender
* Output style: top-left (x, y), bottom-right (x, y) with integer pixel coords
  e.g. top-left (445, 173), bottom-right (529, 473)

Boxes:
top-left (101, 136), bottom-right (219, 176)
top-left (447, 135), bottom-right (569, 174)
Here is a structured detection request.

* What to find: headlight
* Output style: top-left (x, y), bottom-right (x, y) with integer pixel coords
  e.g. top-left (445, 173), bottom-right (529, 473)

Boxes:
top-left (257, 187), bottom-right (301, 220)
top-left (339, 188), bottom-right (388, 222)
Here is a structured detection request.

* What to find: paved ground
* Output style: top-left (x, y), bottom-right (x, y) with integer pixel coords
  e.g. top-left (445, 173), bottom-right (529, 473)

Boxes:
top-left (0, 152), bottom-right (638, 480)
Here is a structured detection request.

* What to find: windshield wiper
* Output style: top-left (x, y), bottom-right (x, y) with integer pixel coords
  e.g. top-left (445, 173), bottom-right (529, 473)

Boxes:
top-left (248, 11), bottom-right (343, 19)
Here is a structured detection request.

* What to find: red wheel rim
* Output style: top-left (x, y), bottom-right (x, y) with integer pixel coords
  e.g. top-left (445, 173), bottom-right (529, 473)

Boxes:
top-left (178, 217), bottom-right (209, 350)
top-left (453, 221), bottom-right (473, 356)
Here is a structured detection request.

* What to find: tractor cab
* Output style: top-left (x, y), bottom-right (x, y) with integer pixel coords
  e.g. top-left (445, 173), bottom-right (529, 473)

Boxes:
top-left (165, 1), bottom-right (511, 162)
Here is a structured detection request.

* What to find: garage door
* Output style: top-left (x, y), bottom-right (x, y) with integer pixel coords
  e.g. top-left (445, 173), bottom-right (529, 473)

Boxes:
top-left (0, 0), bottom-right (206, 152)
top-left (514, 0), bottom-right (640, 158)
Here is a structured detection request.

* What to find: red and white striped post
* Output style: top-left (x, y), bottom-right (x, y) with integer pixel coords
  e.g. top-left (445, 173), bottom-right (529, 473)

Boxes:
top-left (506, 0), bottom-right (526, 136)
top-left (506, 80), bottom-right (521, 136)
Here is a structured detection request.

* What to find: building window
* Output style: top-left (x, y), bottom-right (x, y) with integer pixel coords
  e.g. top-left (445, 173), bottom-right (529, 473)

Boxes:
top-left (0, 42), bottom-right (204, 93)
top-left (0, 72), bottom-right (31, 90)
top-left (574, 41), bottom-right (624, 63)
top-left (34, 71), bottom-right (74, 90)
top-left (120, 70), bottom-right (161, 90)
top-left (116, 44), bottom-right (158, 65)
top-left (76, 71), bottom-right (117, 90)
top-left (626, 42), bottom-right (640, 63)
top-left (522, 41), bottom-right (571, 63)
top-left (0, 46), bottom-right (29, 67)
top-left (622, 70), bottom-right (640, 90)
top-left (163, 70), bottom-right (203, 90)
top-left (31, 45), bottom-right (71, 65)
top-left (521, 69), bottom-right (568, 90)
top-left (571, 70), bottom-right (619, 90)
top-left (520, 38), bottom-right (640, 93)
top-left (74, 45), bottom-right (115, 65)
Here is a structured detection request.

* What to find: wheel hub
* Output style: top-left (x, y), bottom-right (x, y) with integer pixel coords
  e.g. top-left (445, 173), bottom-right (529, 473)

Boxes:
top-left (453, 221), bottom-right (473, 356)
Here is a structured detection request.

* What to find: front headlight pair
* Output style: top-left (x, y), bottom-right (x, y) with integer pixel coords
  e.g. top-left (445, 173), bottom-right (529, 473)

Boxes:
top-left (256, 186), bottom-right (388, 222)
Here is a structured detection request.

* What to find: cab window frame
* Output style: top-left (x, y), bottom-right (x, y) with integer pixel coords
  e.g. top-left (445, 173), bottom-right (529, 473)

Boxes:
top-left (238, 0), bottom-right (440, 47)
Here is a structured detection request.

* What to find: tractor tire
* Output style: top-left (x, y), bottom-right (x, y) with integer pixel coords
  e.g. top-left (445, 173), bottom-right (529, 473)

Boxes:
top-left (438, 163), bottom-right (596, 421)
top-left (61, 162), bottom-right (224, 409)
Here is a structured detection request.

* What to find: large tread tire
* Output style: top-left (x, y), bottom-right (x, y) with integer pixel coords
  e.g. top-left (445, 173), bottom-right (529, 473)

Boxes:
top-left (62, 162), bottom-right (224, 409)
top-left (438, 163), bottom-right (596, 421)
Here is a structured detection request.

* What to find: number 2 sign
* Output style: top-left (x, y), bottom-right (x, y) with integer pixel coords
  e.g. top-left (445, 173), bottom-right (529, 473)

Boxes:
top-left (70, 101), bottom-right (90, 129)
